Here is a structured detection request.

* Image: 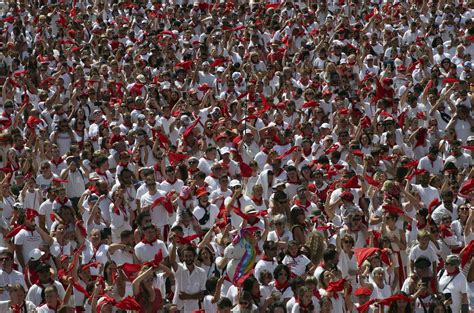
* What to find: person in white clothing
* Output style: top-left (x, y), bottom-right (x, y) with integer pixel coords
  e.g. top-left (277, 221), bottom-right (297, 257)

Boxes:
top-left (170, 238), bottom-right (207, 312)
top-left (437, 255), bottom-right (469, 313)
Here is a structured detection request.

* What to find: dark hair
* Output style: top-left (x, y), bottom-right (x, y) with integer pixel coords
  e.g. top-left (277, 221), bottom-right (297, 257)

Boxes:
top-left (273, 265), bottom-right (291, 281)
top-left (205, 277), bottom-right (219, 294)
top-left (322, 248), bottom-right (338, 263)
top-left (268, 302), bottom-right (287, 312)
top-left (428, 298), bottom-right (448, 313)
top-left (120, 230), bottom-right (134, 240)
top-left (182, 244), bottom-right (196, 257)
top-left (217, 297), bottom-right (233, 309)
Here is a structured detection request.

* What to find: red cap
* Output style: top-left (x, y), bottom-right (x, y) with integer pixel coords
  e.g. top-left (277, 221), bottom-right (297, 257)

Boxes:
top-left (195, 187), bottom-right (209, 198)
top-left (382, 77), bottom-right (393, 85)
top-left (355, 287), bottom-right (372, 296)
top-left (341, 191), bottom-right (354, 202)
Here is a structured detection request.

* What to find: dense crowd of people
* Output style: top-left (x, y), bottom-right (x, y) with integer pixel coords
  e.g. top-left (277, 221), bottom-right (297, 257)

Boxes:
top-left (0, 0), bottom-right (473, 312)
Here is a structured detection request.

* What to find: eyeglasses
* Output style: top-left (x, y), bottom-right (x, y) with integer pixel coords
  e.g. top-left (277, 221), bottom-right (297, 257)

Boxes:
top-left (343, 240), bottom-right (353, 244)
top-left (239, 301), bottom-right (249, 306)
top-left (460, 207), bottom-right (469, 211)
top-left (0, 257), bottom-right (11, 261)
top-left (275, 222), bottom-right (284, 226)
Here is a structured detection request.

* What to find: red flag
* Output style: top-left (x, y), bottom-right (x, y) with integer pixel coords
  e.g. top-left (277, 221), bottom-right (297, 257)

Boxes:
top-left (168, 152), bottom-right (189, 166)
top-left (183, 117), bottom-right (201, 138)
top-left (442, 77), bottom-right (460, 84)
top-left (377, 294), bottom-right (412, 306)
top-left (176, 233), bottom-right (202, 245)
top-left (382, 204), bottom-right (405, 215)
top-left (210, 57), bottom-right (228, 67)
top-left (459, 178), bottom-right (474, 195)
top-left (342, 176), bottom-right (360, 189)
top-left (405, 169), bottom-right (427, 181)
top-left (357, 299), bottom-right (379, 313)
top-left (175, 61), bottom-right (193, 70)
top-left (3, 16), bottom-right (14, 23)
top-left (239, 162), bottom-right (253, 178)
top-left (427, 198), bottom-right (440, 214)
top-left (326, 278), bottom-right (347, 293)
top-left (5, 224), bottom-right (26, 239)
top-left (460, 241), bottom-right (474, 268)
top-left (276, 146), bottom-right (298, 159)
top-left (354, 247), bottom-right (389, 267)
top-left (461, 145), bottom-right (474, 151)
top-left (302, 100), bottom-right (319, 108)
top-left (120, 263), bottom-right (143, 281)
top-left (144, 250), bottom-right (163, 267)
top-left (364, 174), bottom-right (381, 188)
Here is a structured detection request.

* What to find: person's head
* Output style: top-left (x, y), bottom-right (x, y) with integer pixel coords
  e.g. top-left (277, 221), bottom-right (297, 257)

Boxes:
top-left (355, 287), bottom-right (372, 306)
top-left (297, 286), bottom-right (313, 306)
top-left (44, 285), bottom-right (59, 306)
top-left (444, 254), bottom-right (460, 274)
top-left (142, 223), bottom-right (157, 240)
top-left (36, 263), bottom-right (51, 283)
top-left (372, 267), bottom-right (385, 283)
top-left (181, 244), bottom-right (196, 267)
top-left (8, 284), bottom-right (26, 304)
top-left (273, 264), bottom-right (291, 283)
top-left (263, 240), bottom-right (278, 257)
top-left (286, 240), bottom-right (299, 257)
top-left (417, 230), bottom-right (431, 249)
top-left (103, 261), bottom-right (117, 282)
top-left (320, 296), bottom-right (333, 313)
top-left (428, 298), bottom-right (448, 313)
top-left (242, 275), bottom-right (260, 296)
top-left (217, 297), bottom-right (233, 313)
top-left (0, 251), bottom-right (14, 270)
top-left (238, 290), bottom-right (253, 309)
top-left (322, 248), bottom-right (339, 267)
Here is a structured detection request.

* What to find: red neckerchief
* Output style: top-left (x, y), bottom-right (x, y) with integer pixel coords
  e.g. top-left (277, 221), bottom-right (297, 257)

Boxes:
top-left (298, 300), bottom-right (312, 313)
top-left (141, 237), bottom-right (156, 246)
top-left (447, 268), bottom-right (460, 276)
top-left (261, 148), bottom-right (270, 154)
top-left (95, 168), bottom-right (107, 176)
top-left (252, 196), bottom-right (263, 206)
top-left (88, 185), bottom-right (99, 195)
top-left (113, 204), bottom-right (126, 216)
top-left (50, 157), bottom-right (63, 166)
top-left (188, 168), bottom-right (199, 175)
top-left (55, 196), bottom-right (68, 206)
top-left (303, 148), bottom-right (312, 157)
top-left (10, 303), bottom-right (23, 313)
top-left (294, 198), bottom-right (310, 211)
top-left (91, 244), bottom-right (101, 261)
top-left (165, 178), bottom-right (177, 185)
top-left (261, 255), bottom-right (274, 263)
top-left (118, 161), bottom-right (128, 167)
top-left (274, 279), bottom-right (290, 291)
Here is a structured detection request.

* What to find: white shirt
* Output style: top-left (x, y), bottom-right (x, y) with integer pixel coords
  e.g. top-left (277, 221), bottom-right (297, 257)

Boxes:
top-left (0, 269), bottom-right (27, 301)
top-left (438, 270), bottom-right (468, 313)
top-left (134, 239), bottom-right (169, 263)
top-left (172, 263), bottom-right (207, 312)
top-left (14, 229), bottom-right (42, 263)
top-left (140, 190), bottom-right (170, 227)
top-left (26, 281), bottom-right (65, 306)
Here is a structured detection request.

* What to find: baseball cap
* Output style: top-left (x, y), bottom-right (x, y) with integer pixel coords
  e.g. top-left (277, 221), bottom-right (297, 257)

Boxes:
top-left (229, 180), bottom-right (241, 188)
top-left (29, 248), bottom-right (45, 261)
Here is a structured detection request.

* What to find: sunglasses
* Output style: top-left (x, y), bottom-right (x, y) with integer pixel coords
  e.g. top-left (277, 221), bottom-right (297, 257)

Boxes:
top-left (239, 302), bottom-right (249, 306)
top-left (460, 207), bottom-right (469, 211)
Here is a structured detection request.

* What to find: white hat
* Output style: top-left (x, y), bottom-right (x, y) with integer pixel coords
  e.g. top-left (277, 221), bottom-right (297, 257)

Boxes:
top-left (89, 172), bottom-right (100, 181)
top-left (29, 248), bottom-right (45, 261)
top-left (232, 72), bottom-right (242, 80)
top-left (320, 123), bottom-right (331, 129)
top-left (136, 74), bottom-right (146, 83)
top-left (243, 129), bottom-right (253, 135)
top-left (243, 205), bottom-right (258, 215)
top-left (160, 81), bottom-right (171, 90)
top-left (229, 179), bottom-right (242, 187)
top-left (366, 54), bottom-right (374, 60)
top-left (272, 179), bottom-right (286, 189)
top-left (467, 135), bottom-right (474, 142)
top-left (220, 147), bottom-right (230, 155)
top-left (216, 67), bottom-right (225, 73)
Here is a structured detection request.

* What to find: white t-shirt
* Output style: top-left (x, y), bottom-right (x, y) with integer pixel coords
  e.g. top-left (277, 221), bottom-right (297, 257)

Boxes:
top-left (14, 229), bottom-right (42, 263)
top-left (134, 239), bottom-right (169, 263)
top-left (438, 270), bottom-right (468, 313)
